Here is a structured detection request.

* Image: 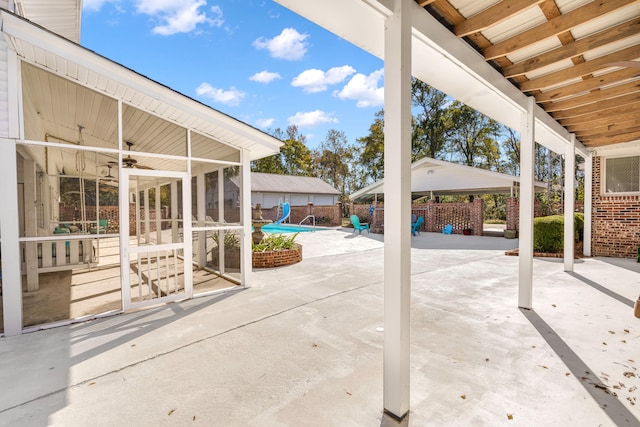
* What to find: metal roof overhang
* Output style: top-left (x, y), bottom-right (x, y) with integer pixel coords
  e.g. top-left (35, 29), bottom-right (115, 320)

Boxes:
top-left (349, 157), bottom-right (546, 201)
top-left (0, 10), bottom-right (283, 161)
top-left (275, 0), bottom-right (588, 158)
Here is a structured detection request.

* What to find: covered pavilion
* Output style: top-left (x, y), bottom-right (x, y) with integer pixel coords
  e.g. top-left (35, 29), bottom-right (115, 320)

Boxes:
top-left (275, 0), bottom-right (640, 420)
top-left (349, 157), bottom-right (547, 201)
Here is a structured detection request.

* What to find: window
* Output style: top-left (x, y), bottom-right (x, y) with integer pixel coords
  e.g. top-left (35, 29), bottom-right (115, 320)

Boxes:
top-left (605, 156), bottom-right (640, 194)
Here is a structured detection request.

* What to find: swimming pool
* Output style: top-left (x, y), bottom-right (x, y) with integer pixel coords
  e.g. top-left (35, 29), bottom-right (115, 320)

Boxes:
top-left (261, 224), bottom-right (315, 233)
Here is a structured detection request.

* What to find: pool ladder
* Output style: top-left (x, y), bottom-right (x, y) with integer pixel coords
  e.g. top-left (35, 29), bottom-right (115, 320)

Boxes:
top-left (299, 215), bottom-right (316, 230)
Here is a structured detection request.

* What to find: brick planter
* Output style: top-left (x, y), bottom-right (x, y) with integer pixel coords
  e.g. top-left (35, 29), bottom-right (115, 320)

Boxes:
top-left (252, 244), bottom-right (302, 268)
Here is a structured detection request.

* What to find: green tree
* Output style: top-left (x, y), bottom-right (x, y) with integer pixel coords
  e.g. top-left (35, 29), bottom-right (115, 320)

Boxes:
top-left (411, 78), bottom-right (450, 160)
top-left (251, 125), bottom-right (312, 176)
top-left (445, 101), bottom-right (501, 168)
top-left (357, 109), bottom-right (385, 183)
top-left (312, 129), bottom-right (355, 197)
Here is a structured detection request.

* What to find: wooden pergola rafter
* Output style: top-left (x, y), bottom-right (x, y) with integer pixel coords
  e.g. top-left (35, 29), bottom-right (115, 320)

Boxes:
top-left (419, 0), bottom-right (640, 148)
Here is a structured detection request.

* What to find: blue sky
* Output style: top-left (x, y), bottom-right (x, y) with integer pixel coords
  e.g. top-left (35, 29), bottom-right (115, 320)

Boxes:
top-left (81, 0), bottom-right (385, 150)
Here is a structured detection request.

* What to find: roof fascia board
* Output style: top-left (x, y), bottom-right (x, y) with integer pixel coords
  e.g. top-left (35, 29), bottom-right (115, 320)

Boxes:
top-left (0, 10), bottom-right (282, 157)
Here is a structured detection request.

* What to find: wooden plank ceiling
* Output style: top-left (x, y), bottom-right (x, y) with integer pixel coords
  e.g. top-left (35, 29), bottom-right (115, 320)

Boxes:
top-left (418, 0), bottom-right (640, 148)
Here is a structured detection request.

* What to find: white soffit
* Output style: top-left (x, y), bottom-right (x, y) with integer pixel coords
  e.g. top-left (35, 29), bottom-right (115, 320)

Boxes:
top-left (15, 0), bottom-right (81, 43)
top-left (1, 11), bottom-right (282, 160)
top-left (275, 0), bottom-right (578, 155)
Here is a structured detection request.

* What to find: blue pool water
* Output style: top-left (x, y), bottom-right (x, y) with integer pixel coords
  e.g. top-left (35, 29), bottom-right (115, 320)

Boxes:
top-left (261, 224), bottom-right (315, 233)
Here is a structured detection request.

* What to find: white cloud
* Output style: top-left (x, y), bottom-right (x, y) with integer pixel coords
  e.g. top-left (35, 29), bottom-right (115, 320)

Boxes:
top-left (134, 0), bottom-right (223, 35)
top-left (291, 65), bottom-right (355, 93)
top-left (256, 118), bottom-right (275, 128)
top-left (83, 0), bottom-right (117, 12)
top-left (249, 70), bottom-right (282, 84)
top-left (288, 110), bottom-right (338, 128)
top-left (334, 68), bottom-right (384, 107)
top-left (196, 83), bottom-right (245, 106)
top-left (253, 28), bottom-right (309, 61)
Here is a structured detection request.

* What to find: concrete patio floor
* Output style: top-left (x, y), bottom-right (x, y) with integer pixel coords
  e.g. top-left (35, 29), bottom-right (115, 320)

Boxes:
top-left (0, 229), bottom-right (639, 426)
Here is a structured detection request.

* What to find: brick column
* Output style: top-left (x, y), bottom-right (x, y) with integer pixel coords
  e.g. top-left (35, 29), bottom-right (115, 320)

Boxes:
top-left (472, 198), bottom-right (484, 236)
top-left (426, 200), bottom-right (435, 232)
top-left (506, 197), bottom-right (518, 231)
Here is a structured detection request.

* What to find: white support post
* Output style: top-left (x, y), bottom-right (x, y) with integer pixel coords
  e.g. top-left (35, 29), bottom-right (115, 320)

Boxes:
top-left (217, 169), bottom-right (225, 273)
top-left (155, 184), bottom-right (162, 244)
top-left (518, 97), bottom-right (535, 309)
top-left (564, 135), bottom-right (576, 271)
top-left (23, 158), bottom-right (38, 291)
top-left (144, 189), bottom-right (150, 243)
top-left (171, 180), bottom-right (178, 244)
top-left (196, 172), bottom-right (207, 268)
top-left (583, 152), bottom-right (592, 257)
top-left (240, 149), bottom-right (252, 288)
top-left (1, 139), bottom-right (23, 336)
top-left (383, 0), bottom-right (412, 420)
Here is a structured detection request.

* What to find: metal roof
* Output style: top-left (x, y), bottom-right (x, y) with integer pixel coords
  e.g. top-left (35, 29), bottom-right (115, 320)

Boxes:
top-left (349, 157), bottom-right (546, 201)
top-left (251, 173), bottom-right (341, 195)
top-left (421, 0), bottom-right (640, 148)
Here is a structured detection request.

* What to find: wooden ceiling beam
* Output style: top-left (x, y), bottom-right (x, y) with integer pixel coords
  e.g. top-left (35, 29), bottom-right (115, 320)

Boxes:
top-left (559, 104), bottom-right (640, 126)
top-left (416, 0), bottom-right (437, 6)
top-left (503, 18), bottom-right (640, 78)
top-left (547, 84), bottom-right (640, 116)
top-left (581, 129), bottom-right (640, 146)
top-left (543, 80), bottom-right (640, 112)
top-left (535, 68), bottom-right (640, 102)
top-left (579, 125), bottom-right (640, 140)
top-left (574, 118), bottom-right (640, 138)
top-left (454, 0), bottom-right (545, 37)
top-left (430, 0), bottom-right (465, 25)
top-left (519, 45), bottom-right (640, 92)
top-left (482, 0), bottom-right (637, 60)
top-left (552, 93), bottom-right (640, 121)
top-left (428, 0), bottom-right (531, 88)
top-left (565, 111), bottom-right (640, 132)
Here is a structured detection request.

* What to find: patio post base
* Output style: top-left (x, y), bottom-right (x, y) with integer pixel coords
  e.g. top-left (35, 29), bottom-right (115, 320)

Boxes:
top-left (383, 409), bottom-right (409, 422)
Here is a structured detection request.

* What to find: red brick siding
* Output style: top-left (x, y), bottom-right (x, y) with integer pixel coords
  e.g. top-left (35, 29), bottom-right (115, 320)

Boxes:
top-left (592, 156), bottom-right (640, 258)
top-left (351, 199), bottom-right (484, 235)
top-left (255, 203), bottom-right (342, 226)
top-left (252, 244), bottom-right (302, 268)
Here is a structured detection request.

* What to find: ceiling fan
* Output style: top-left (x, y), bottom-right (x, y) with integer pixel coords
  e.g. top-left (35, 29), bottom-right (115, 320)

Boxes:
top-left (100, 164), bottom-right (117, 182)
top-left (109, 141), bottom-right (153, 170)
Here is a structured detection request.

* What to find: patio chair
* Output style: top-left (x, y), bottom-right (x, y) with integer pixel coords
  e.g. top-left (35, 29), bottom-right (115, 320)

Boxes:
top-left (442, 224), bottom-right (453, 234)
top-left (350, 215), bottom-right (370, 234)
top-left (90, 219), bottom-right (108, 234)
top-left (411, 216), bottom-right (424, 236)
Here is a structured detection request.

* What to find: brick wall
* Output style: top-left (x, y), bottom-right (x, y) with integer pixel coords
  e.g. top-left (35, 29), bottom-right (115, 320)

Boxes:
top-left (592, 156), bottom-right (640, 258)
top-left (252, 244), bottom-right (302, 268)
top-left (350, 199), bottom-right (484, 235)
top-left (254, 203), bottom-right (342, 226)
top-left (59, 204), bottom-right (169, 235)
top-left (505, 199), bottom-right (550, 231)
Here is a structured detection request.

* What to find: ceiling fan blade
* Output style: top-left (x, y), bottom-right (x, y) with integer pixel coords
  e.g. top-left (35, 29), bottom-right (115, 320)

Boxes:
top-left (134, 164), bottom-right (154, 170)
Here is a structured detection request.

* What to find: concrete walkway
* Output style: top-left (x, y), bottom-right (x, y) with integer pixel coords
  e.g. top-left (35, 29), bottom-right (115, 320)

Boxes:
top-left (1, 229), bottom-right (639, 426)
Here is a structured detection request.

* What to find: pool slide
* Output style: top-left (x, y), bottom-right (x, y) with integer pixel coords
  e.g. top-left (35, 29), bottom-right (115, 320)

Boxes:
top-left (274, 202), bottom-right (290, 224)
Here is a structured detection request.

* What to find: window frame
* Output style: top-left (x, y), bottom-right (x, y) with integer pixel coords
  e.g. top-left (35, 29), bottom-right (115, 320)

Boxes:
top-left (602, 155), bottom-right (640, 196)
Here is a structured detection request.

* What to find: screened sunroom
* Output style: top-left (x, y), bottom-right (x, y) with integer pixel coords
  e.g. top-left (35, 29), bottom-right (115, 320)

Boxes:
top-left (0, 10), bottom-right (282, 335)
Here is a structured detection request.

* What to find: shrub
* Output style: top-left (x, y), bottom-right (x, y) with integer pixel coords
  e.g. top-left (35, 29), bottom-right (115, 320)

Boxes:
top-left (252, 233), bottom-right (299, 252)
top-left (533, 213), bottom-right (584, 253)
